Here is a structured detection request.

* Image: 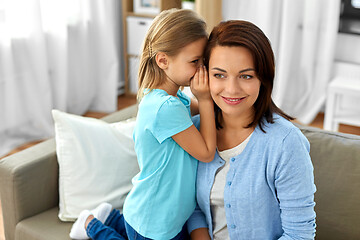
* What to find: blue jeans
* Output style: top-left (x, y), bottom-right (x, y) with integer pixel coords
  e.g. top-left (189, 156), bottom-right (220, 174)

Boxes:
top-left (124, 220), bottom-right (189, 240)
top-left (86, 209), bottom-right (189, 240)
top-left (87, 209), bottom-right (128, 240)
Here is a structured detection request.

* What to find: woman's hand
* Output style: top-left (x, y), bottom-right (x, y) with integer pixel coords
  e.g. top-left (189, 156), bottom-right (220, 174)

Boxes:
top-left (190, 228), bottom-right (211, 240)
top-left (190, 65), bottom-right (211, 101)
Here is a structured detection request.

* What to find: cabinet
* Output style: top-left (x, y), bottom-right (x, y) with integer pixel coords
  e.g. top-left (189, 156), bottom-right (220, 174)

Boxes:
top-left (121, 0), bottom-right (222, 95)
top-left (121, 0), bottom-right (182, 95)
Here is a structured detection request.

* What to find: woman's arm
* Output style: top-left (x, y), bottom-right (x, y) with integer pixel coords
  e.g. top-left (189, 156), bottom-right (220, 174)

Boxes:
top-left (190, 228), bottom-right (211, 240)
top-left (187, 203), bottom-right (210, 240)
top-left (276, 129), bottom-right (316, 239)
top-left (173, 66), bottom-right (216, 163)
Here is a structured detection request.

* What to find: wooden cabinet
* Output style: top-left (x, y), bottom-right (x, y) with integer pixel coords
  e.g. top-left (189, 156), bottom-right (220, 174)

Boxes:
top-left (121, 0), bottom-right (222, 95)
top-left (196, 0), bottom-right (222, 33)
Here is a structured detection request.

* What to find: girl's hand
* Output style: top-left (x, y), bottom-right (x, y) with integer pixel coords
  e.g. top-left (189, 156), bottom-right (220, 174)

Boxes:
top-left (174, 65), bottom-right (216, 163)
top-left (190, 65), bottom-right (211, 101)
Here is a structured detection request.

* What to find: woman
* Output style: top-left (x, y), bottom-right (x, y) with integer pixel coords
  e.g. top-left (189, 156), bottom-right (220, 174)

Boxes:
top-left (187, 20), bottom-right (316, 240)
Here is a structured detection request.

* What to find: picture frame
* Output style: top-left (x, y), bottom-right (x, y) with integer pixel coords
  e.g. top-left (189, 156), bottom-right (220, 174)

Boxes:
top-left (133, 0), bottom-right (160, 15)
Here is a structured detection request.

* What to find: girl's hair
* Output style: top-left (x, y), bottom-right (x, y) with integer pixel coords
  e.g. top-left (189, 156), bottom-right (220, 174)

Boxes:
top-left (137, 8), bottom-right (207, 101)
top-left (204, 20), bottom-right (294, 132)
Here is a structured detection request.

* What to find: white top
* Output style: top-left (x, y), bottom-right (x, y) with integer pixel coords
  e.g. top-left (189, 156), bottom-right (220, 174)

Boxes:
top-left (210, 133), bottom-right (252, 240)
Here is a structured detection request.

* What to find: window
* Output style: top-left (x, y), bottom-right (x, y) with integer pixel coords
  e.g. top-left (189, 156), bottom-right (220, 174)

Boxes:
top-left (339, 0), bottom-right (360, 35)
top-left (352, 0), bottom-right (360, 8)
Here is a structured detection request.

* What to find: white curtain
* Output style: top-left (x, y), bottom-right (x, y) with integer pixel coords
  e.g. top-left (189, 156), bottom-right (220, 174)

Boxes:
top-left (0, 0), bottom-right (124, 156)
top-left (222, 0), bottom-right (341, 124)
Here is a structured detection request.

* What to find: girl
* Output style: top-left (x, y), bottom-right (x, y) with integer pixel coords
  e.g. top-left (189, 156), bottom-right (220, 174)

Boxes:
top-left (124, 8), bottom-right (216, 240)
top-left (69, 8), bottom-right (216, 240)
top-left (188, 20), bottom-right (316, 239)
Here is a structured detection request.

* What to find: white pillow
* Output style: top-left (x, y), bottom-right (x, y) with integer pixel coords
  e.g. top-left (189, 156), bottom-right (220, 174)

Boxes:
top-left (52, 110), bottom-right (139, 222)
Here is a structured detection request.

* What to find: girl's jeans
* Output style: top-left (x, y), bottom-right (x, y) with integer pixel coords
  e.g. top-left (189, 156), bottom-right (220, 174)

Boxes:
top-left (87, 209), bottom-right (128, 240)
top-left (86, 209), bottom-right (190, 240)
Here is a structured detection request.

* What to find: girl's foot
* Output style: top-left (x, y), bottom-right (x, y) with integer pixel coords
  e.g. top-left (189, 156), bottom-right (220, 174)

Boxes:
top-left (91, 202), bottom-right (112, 223)
top-left (69, 210), bottom-right (91, 239)
top-left (69, 203), bottom-right (112, 239)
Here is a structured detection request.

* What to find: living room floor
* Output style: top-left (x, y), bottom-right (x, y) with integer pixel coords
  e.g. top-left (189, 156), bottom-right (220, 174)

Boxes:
top-left (0, 94), bottom-right (359, 240)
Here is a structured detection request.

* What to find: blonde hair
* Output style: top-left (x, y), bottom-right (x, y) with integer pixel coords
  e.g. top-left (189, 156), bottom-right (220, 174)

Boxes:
top-left (137, 8), bottom-right (207, 101)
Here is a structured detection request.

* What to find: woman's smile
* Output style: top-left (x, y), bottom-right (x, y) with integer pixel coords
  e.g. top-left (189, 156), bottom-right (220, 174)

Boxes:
top-left (221, 96), bottom-right (246, 105)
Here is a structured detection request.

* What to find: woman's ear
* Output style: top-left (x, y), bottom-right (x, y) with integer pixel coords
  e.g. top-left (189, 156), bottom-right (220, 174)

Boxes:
top-left (156, 52), bottom-right (169, 70)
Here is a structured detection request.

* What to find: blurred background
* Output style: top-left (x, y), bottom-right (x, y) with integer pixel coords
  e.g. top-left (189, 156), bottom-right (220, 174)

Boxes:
top-left (0, 0), bottom-right (360, 159)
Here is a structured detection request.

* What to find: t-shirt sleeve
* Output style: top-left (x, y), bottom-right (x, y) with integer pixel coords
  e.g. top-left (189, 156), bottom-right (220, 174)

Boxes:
top-left (151, 98), bottom-right (193, 144)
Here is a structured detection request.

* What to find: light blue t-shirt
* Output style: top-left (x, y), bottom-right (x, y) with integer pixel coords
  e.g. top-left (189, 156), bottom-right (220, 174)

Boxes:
top-left (123, 89), bottom-right (198, 240)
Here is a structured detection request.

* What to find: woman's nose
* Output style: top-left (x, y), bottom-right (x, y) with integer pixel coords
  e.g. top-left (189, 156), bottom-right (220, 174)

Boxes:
top-left (226, 77), bottom-right (241, 94)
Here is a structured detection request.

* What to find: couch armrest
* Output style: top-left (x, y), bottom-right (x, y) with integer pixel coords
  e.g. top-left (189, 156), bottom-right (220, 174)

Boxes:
top-left (0, 139), bottom-right (59, 240)
top-left (0, 104), bottom-right (139, 240)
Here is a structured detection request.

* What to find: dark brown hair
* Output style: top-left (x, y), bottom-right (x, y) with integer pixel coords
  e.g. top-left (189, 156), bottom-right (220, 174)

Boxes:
top-left (204, 20), bottom-right (293, 132)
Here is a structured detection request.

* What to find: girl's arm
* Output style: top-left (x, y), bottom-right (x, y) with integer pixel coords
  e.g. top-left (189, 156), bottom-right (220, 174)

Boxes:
top-left (172, 66), bottom-right (216, 163)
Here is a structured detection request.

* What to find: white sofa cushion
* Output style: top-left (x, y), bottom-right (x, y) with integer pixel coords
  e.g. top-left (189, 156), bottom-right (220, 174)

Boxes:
top-left (52, 110), bottom-right (139, 221)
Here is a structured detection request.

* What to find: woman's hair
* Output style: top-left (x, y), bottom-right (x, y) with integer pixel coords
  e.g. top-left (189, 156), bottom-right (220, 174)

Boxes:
top-left (137, 8), bottom-right (207, 100)
top-left (204, 20), bottom-right (293, 132)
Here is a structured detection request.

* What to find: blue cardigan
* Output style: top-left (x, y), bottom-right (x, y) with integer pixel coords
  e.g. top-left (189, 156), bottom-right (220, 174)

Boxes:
top-left (187, 114), bottom-right (316, 240)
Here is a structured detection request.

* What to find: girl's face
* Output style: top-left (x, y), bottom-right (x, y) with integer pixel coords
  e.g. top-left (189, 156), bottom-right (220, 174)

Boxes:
top-left (166, 37), bottom-right (207, 87)
top-left (209, 46), bottom-right (261, 120)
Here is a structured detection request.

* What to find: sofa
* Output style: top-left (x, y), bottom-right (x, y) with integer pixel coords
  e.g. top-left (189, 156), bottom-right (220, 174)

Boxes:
top-left (1, 104), bottom-right (360, 240)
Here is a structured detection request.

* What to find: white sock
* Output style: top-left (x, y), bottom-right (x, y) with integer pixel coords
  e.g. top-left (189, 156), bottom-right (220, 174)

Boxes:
top-left (69, 210), bottom-right (91, 240)
top-left (91, 202), bottom-right (112, 223)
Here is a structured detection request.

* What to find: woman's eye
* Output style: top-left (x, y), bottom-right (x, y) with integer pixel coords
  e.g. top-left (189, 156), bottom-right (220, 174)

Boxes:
top-left (191, 59), bottom-right (199, 64)
top-left (240, 75), bottom-right (253, 80)
top-left (214, 73), bottom-right (225, 79)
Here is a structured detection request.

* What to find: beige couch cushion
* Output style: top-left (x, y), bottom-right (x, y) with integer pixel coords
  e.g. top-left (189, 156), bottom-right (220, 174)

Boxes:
top-left (15, 208), bottom-right (72, 240)
top-left (297, 124), bottom-right (360, 240)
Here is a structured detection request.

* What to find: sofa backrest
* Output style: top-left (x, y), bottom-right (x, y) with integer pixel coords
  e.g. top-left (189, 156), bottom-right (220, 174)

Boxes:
top-left (296, 124), bottom-right (360, 240)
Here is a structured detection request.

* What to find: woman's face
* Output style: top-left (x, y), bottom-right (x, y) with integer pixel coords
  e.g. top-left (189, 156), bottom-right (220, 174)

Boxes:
top-left (209, 46), bottom-right (261, 120)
